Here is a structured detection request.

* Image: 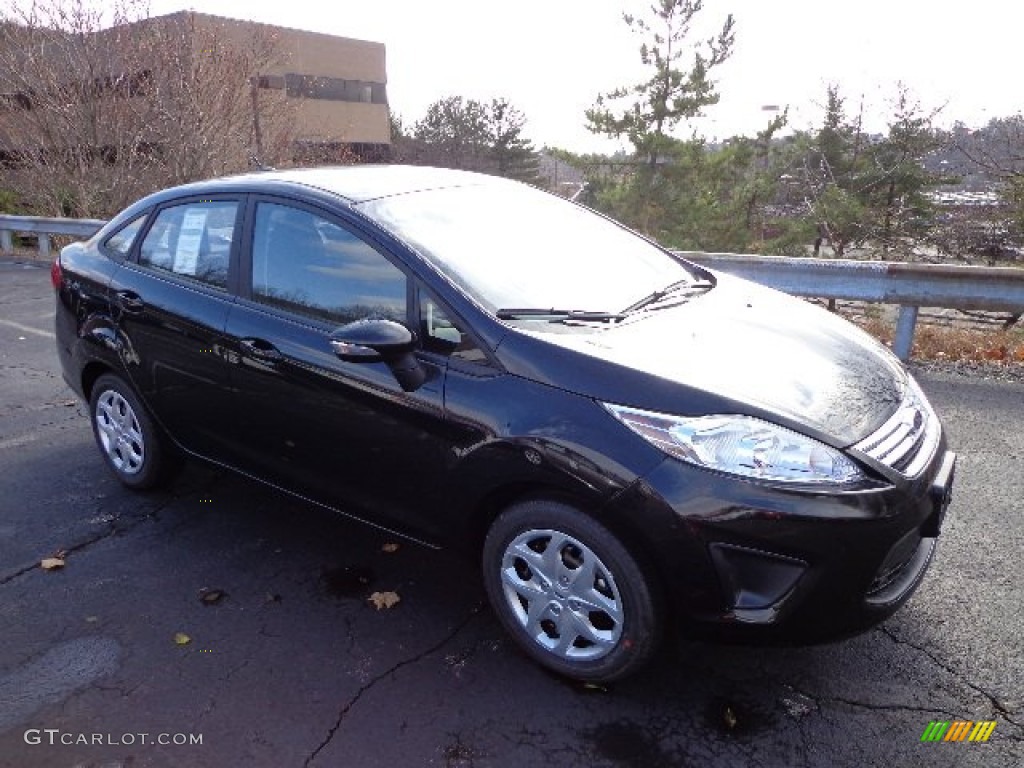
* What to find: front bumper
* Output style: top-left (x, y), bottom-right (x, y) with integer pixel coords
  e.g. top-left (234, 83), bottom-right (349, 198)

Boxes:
top-left (606, 431), bottom-right (955, 644)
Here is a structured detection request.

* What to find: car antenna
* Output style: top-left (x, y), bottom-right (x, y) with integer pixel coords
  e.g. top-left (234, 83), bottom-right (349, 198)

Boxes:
top-left (248, 153), bottom-right (276, 172)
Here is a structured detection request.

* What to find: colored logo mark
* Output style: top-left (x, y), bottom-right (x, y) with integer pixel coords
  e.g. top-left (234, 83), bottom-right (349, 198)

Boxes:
top-left (921, 720), bottom-right (997, 742)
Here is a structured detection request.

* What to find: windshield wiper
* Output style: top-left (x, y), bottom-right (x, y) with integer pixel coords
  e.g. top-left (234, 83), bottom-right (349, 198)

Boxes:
top-left (495, 308), bottom-right (625, 322)
top-left (620, 278), bottom-right (714, 315)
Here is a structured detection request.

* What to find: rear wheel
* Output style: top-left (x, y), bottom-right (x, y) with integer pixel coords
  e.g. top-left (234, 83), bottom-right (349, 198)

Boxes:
top-left (89, 374), bottom-right (176, 490)
top-left (482, 500), bottom-right (661, 682)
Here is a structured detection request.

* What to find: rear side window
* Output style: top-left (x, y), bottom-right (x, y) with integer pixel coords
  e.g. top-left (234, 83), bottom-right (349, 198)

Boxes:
top-left (250, 202), bottom-right (407, 325)
top-left (139, 201), bottom-right (239, 289)
top-left (103, 213), bottom-right (147, 257)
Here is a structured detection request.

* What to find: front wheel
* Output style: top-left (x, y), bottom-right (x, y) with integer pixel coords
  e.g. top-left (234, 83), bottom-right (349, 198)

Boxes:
top-left (482, 500), bottom-right (662, 682)
top-left (89, 373), bottom-right (176, 490)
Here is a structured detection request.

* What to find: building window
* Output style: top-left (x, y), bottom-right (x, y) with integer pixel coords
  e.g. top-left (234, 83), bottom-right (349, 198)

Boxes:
top-left (283, 73), bottom-right (387, 104)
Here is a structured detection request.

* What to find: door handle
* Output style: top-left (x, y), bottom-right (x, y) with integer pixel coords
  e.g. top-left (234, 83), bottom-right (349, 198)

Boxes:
top-left (114, 290), bottom-right (144, 313)
top-left (239, 338), bottom-right (283, 362)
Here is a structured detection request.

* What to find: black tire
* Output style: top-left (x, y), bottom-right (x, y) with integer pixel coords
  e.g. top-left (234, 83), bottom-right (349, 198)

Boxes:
top-left (88, 373), bottom-right (177, 490)
top-left (482, 499), bottom-right (662, 682)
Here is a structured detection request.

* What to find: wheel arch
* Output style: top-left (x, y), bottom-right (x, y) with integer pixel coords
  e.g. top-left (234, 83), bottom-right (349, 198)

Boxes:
top-left (479, 490), bottom-right (667, 681)
top-left (468, 481), bottom-right (668, 607)
top-left (81, 360), bottom-right (116, 402)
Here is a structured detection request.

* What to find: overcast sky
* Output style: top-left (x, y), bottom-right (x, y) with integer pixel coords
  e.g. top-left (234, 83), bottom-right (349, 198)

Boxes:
top-left (150, 0), bottom-right (1022, 152)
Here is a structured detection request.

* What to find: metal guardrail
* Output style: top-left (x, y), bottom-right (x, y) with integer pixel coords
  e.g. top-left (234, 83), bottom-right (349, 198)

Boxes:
top-left (677, 251), bottom-right (1024, 361)
top-left (2, 214), bottom-right (1021, 362)
top-left (0, 214), bottom-right (105, 257)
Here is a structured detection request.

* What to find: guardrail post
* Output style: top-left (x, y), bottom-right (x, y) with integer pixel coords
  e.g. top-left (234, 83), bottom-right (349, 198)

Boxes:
top-left (0, 229), bottom-right (11, 253)
top-left (38, 234), bottom-right (51, 258)
top-left (894, 305), bottom-right (919, 362)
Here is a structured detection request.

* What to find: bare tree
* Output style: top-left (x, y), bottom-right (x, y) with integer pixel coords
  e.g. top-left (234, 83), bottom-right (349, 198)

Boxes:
top-left (0, 0), bottom-right (295, 217)
top-left (141, 12), bottom-right (295, 184)
top-left (954, 115), bottom-right (1024, 241)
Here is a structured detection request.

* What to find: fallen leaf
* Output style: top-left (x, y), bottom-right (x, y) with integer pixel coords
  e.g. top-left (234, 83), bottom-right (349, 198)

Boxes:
top-left (723, 706), bottom-right (738, 730)
top-left (61, 399), bottom-right (77, 407)
top-left (198, 588), bottom-right (226, 605)
top-left (381, 542), bottom-right (400, 554)
top-left (40, 557), bottom-right (65, 570)
top-left (582, 682), bottom-right (608, 693)
top-left (368, 591), bottom-right (401, 610)
top-left (173, 632), bottom-right (191, 646)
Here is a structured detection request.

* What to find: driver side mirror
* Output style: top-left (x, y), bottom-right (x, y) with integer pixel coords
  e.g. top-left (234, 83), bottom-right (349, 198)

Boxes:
top-left (329, 319), bottom-right (426, 392)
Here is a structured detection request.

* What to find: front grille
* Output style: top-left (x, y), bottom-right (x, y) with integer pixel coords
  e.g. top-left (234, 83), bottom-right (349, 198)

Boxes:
top-left (853, 378), bottom-right (938, 477)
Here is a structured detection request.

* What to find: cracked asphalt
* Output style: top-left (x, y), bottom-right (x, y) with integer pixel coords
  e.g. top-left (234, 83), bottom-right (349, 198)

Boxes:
top-left (1, 256), bottom-right (1021, 767)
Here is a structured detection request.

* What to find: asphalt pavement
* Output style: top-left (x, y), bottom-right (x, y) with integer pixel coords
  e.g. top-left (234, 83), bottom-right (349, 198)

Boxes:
top-left (1, 256), bottom-right (1021, 767)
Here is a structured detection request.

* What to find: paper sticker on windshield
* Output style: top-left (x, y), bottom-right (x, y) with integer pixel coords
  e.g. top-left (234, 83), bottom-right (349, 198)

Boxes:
top-left (173, 208), bottom-right (208, 275)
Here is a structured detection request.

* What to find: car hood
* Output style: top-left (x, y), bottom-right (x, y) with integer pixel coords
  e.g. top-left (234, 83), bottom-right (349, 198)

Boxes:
top-left (504, 273), bottom-right (907, 445)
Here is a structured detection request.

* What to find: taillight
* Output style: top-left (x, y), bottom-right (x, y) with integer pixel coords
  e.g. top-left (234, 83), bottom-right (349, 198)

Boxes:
top-left (50, 257), bottom-right (61, 289)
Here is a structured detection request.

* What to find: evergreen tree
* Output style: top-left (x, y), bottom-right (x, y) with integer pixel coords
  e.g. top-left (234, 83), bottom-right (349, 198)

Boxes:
top-left (586, 0), bottom-right (735, 168)
top-left (487, 98), bottom-right (539, 183)
top-left (583, 0), bottom-right (736, 236)
top-left (589, 114), bottom-right (799, 253)
top-left (412, 96), bottom-right (490, 170)
top-left (866, 87), bottom-right (946, 255)
top-left (410, 96), bottom-right (539, 181)
top-left (801, 85), bottom-right (946, 258)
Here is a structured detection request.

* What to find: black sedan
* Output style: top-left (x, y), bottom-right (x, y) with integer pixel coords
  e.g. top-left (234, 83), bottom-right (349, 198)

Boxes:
top-left (53, 166), bottom-right (956, 682)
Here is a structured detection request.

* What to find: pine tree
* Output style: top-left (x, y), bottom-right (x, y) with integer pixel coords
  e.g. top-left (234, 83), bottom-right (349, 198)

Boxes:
top-left (410, 96), bottom-right (538, 181)
top-left (487, 99), bottom-right (539, 183)
top-left (801, 85), bottom-right (946, 258)
top-left (586, 0), bottom-right (735, 168)
top-left (412, 96), bottom-right (490, 170)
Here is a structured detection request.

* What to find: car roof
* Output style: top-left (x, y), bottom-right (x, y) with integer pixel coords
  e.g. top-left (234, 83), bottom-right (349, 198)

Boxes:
top-left (104, 165), bottom-right (519, 237)
top-left (211, 165), bottom-right (506, 203)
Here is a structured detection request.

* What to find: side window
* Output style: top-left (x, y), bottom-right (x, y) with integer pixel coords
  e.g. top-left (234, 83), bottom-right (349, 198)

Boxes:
top-left (251, 202), bottom-right (407, 325)
top-left (139, 201), bottom-right (238, 289)
top-left (103, 213), bottom-right (147, 257)
top-left (419, 295), bottom-right (489, 364)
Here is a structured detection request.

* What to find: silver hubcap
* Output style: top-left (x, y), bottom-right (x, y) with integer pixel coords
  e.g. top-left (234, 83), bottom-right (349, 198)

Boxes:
top-left (95, 390), bottom-right (145, 475)
top-left (500, 529), bottom-right (624, 661)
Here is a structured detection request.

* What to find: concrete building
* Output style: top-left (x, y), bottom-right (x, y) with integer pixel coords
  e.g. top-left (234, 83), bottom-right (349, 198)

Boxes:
top-left (206, 13), bottom-right (391, 161)
top-left (0, 10), bottom-right (391, 165)
top-left (158, 11), bottom-right (391, 161)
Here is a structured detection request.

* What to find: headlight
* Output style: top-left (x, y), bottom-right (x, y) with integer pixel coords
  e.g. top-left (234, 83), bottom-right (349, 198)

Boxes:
top-left (604, 404), bottom-right (864, 485)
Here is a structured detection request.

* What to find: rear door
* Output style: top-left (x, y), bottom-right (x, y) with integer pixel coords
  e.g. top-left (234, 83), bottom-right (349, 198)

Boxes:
top-left (110, 196), bottom-right (242, 460)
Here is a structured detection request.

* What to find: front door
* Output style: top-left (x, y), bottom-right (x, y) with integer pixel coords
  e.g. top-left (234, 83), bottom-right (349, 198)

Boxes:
top-left (222, 199), bottom-right (452, 537)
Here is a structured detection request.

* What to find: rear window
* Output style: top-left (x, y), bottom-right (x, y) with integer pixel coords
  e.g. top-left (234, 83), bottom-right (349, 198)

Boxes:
top-left (103, 213), bottom-right (148, 257)
top-left (139, 201), bottom-right (239, 289)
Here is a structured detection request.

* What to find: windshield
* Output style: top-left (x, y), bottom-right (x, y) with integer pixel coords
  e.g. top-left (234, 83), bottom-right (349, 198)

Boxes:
top-left (358, 181), bottom-right (698, 314)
